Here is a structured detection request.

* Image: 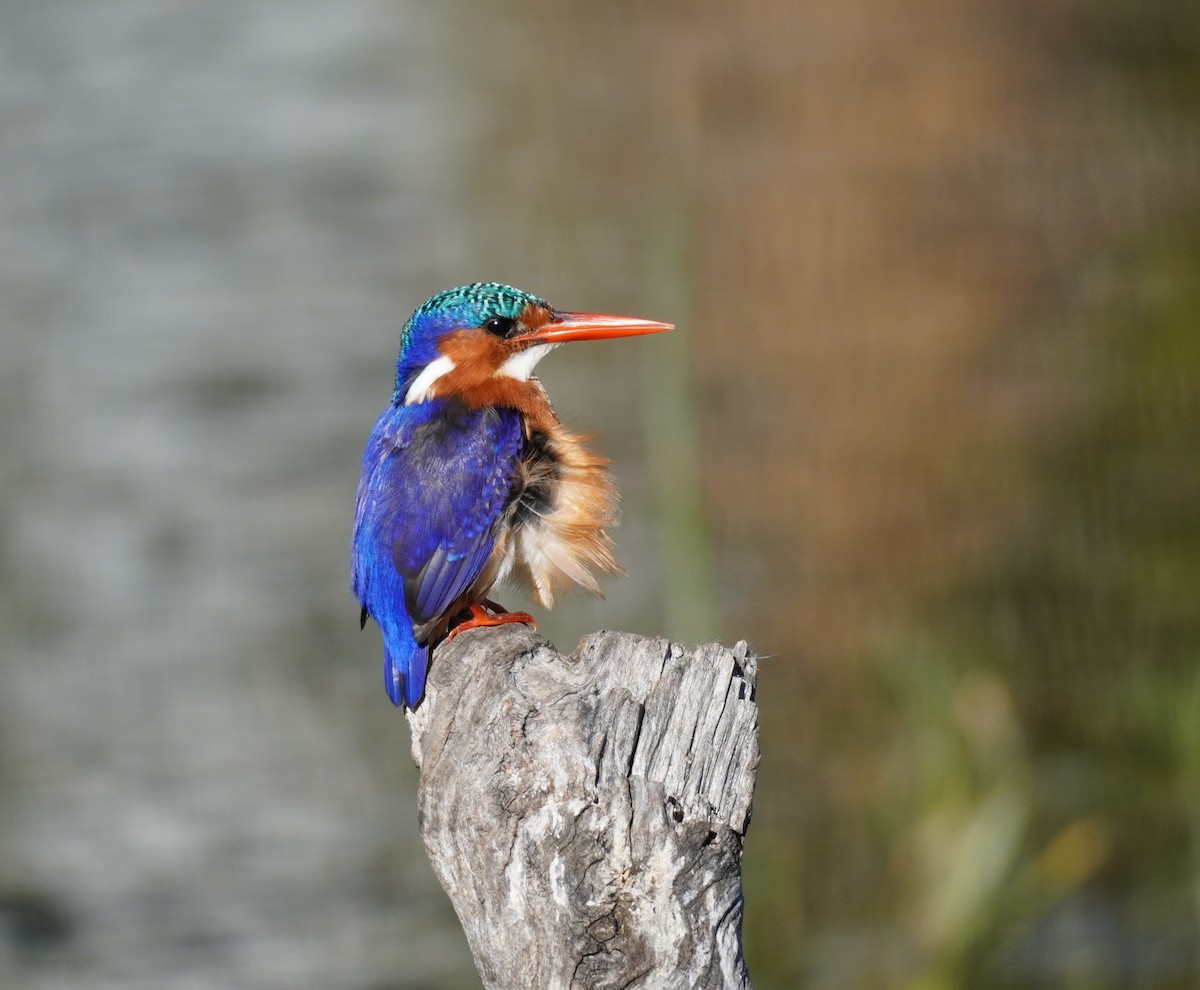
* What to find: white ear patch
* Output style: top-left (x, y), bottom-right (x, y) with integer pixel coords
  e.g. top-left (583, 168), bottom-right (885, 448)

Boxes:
top-left (404, 355), bottom-right (457, 405)
top-left (498, 343), bottom-right (558, 382)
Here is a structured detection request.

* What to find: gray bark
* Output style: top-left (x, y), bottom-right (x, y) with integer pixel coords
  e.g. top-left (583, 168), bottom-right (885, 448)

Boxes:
top-left (406, 625), bottom-right (759, 990)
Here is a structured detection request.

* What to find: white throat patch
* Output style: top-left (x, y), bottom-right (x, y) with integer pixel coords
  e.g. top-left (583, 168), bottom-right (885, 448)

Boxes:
top-left (404, 355), bottom-right (456, 405)
top-left (498, 343), bottom-right (558, 382)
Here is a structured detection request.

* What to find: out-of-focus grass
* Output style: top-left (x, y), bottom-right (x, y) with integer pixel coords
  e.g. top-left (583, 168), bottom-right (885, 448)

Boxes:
top-left (747, 223), bottom-right (1200, 990)
top-left (740, 0), bottom-right (1200, 982)
top-left (833, 228), bottom-right (1200, 990)
top-left (639, 188), bottom-right (722, 644)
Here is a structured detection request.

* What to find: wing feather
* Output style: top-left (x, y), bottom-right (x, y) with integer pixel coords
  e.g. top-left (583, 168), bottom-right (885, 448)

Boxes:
top-left (356, 400), bottom-right (522, 641)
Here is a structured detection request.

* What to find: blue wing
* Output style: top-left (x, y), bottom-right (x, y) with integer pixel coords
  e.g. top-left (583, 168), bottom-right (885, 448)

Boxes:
top-left (352, 399), bottom-right (523, 707)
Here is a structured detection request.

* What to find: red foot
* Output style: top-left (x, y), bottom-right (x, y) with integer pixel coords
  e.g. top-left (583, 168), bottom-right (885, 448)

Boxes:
top-left (446, 602), bottom-right (537, 642)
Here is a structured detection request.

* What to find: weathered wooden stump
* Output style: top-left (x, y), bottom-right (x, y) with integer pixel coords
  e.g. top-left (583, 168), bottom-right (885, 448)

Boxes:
top-left (406, 624), bottom-right (759, 990)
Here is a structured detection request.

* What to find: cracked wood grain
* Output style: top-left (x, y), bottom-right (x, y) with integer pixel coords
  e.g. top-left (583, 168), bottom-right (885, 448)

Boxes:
top-left (406, 625), bottom-right (759, 990)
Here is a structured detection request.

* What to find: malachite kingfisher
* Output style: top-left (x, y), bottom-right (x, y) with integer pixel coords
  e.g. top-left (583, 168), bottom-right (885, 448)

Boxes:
top-left (351, 282), bottom-right (672, 708)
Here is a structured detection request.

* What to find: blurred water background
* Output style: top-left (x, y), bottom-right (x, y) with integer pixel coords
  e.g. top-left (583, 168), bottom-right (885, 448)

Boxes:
top-left (1, 1), bottom-right (1198, 988)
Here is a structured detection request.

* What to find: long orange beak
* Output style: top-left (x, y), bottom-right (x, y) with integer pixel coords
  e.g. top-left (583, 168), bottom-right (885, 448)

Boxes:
top-left (530, 310), bottom-right (673, 344)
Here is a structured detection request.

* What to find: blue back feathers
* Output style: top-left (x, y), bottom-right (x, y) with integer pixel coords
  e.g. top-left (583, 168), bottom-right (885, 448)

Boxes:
top-left (353, 399), bottom-right (524, 707)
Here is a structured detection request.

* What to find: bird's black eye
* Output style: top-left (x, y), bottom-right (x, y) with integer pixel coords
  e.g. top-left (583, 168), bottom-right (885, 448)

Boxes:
top-left (482, 316), bottom-right (516, 338)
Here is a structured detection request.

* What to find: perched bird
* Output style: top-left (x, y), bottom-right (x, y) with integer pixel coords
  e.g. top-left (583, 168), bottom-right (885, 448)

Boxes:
top-left (352, 282), bottom-right (672, 708)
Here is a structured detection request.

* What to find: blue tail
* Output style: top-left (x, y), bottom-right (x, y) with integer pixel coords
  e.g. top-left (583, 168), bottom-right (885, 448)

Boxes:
top-left (383, 641), bottom-right (428, 709)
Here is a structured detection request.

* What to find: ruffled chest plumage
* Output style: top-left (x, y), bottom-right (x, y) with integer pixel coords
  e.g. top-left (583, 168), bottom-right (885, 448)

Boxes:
top-left (495, 413), bottom-right (623, 608)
